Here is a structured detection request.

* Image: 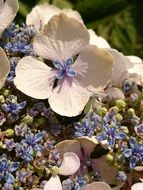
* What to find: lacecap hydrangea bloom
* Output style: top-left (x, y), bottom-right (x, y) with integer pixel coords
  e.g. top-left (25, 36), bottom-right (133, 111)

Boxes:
top-left (14, 13), bottom-right (113, 117)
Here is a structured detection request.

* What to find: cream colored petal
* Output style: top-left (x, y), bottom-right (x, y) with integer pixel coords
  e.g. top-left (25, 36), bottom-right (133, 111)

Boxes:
top-left (77, 137), bottom-right (98, 157)
top-left (127, 55), bottom-right (142, 64)
top-left (88, 29), bottom-right (111, 48)
top-left (131, 183), bottom-right (143, 190)
top-left (49, 77), bottom-right (91, 117)
top-left (56, 140), bottom-right (82, 158)
top-left (0, 47), bottom-right (10, 88)
top-left (81, 182), bottom-right (112, 190)
top-left (0, 0), bottom-right (19, 38)
top-left (26, 3), bottom-right (60, 33)
top-left (14, 56), bottom-right (55, 99)
top-left (73, 45), bottom-right (114, 92)
top-left (108, 49), bottom-right (133, 87)
top-left (62, 9), bottom-right (83, 23)
top-left (44, 176), bottom-right (62, 190)
top-left (33, 13), bottom-right (89, 61)
top-left (92, 156), bottom-right (118, 184)
top-left (59, 152), bottom-right (80, 175)
top-left (105, 87), bottom-right (125, 100)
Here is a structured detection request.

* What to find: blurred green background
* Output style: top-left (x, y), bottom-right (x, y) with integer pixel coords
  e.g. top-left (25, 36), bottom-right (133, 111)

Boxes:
top-left (17, 0), bottom-right (143, 58)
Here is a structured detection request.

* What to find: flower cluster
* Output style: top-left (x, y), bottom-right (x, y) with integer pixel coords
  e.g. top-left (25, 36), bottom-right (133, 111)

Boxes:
top-left (0, 0), bottom-right (143, 190)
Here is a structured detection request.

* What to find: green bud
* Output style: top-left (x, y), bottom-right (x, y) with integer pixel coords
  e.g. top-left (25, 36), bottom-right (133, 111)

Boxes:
top-left (13, 182), bottom-right (20, 188)
top-left (50, 166), bottom-right (59, 176)
top-left (111, 106), bottom-right (119, 114)
top-left (5, 129), bottom-right (14, 137)
top-left (115, 113), bottom-right (123, 122)
top-left (22, 115), bottom-right (33, 124)
top-left (37, 117), bottom-right (46, 125)
top-left (120, 126), bottom-right (129, 134)
top-left (98, 107), bottom-right (108, 117)
top-left (0, 141), bottom-right (3, 148)
top-left (127, 108), bottom-right (135, 116)
top-left (115, 99), bottom-right (126, 109)
top-left (3, 89), bottom-right (11, 97)
top-left (106, 153), bottom-right (114, 164)
top-left (0, 95), bottom-right (5, 103)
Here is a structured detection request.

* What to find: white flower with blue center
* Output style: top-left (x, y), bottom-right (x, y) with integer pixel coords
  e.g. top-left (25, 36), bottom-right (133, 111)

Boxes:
top-left (14, 13), bottom-right (113, 117)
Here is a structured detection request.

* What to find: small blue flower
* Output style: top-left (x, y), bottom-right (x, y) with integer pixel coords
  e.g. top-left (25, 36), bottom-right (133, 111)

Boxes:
top-left (74, 112), bottom-right (102, 137)
top-left (123, 137), bottom-right (143, 169)
top-left (6, 58), bottom-right (18, 84)
top-left (4, 139), bottom-right (16, 151)
top-left (15, 142), bottom-right (34, 162)
top-left (0, 154), bottom-right (19, 184)
top-left (134, 123), bottom-right (143, 136)
top-left (53, 58), bottom-right (76, 79)
top-left (74, 176), bottom-right (86, 190)
top-left (96, 124), bottom-right (127, 148)
top-left (62, 178), bottom-right (74, 190)
top-left (116, 171), bottom-right (127, 182)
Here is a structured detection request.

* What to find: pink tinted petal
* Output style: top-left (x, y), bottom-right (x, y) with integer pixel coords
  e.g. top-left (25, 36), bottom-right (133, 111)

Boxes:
top-left (0, 0), bottom-right (19, 37)
top-left (92, 156), bottom-right (118, 184)
top-left (77, 137), bottom-right (98, 157)
top-left (49, 78), bottom-right (91, 116)
top-left (44, 176), bottom-right (62, 190)
top-left (14, 56), bottom-right (55, 99)
top-left (59, 152), bottom-right (80, 175)
top-left (81, 182), bottom-right (112, 190)
top-left (73, 45), bottom-right (113, 92)
top-left (33, 13), bottom-right (89, 61)
top-left (26, 3), bottom-right (60, 32)
top-left (105, 87), bottom-right (125, 100)
top-left (0, 47), bottom-right (10, 88)
top-left (131, 183), bottom-right (143, 190)
top-left (56, 140), bottom-right (82, 158)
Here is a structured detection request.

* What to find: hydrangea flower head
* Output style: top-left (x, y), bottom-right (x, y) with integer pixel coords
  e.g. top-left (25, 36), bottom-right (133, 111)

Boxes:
top-left (14, 13), bottom-right (113, 117)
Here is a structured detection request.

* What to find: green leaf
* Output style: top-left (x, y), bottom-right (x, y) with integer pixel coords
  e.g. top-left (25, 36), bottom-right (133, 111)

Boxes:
top-left (53, 0), bottom-right (73, 9)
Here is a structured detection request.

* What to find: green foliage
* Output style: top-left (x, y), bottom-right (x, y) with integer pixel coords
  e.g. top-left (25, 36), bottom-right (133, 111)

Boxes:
top-left (17, 0), bottom-right (143, 58)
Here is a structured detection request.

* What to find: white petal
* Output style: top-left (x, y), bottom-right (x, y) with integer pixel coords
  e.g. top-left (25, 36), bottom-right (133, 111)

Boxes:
top-left (81, 182), bottom-right (112, 190)
top-left (131, 183), bottom-right (143, 190)
top-left (0, 0), bottom-right (19, 37)
top-left (92, 156), bottom-right (118, 184)
top-left (0, 47), bottom-right (10, 88)
top-left (127, 55), bottom-right (142, 64)
top-left (44, 176), bottom-right (62, 190)
top-left (62, 9), bottom-right (83, 23)
top-left (14, 56), bottom-right (55, 99)
top-left (73, 45), bottom-right (114, 92)
top-left (59, 152), bottom-right (80, 175)
top-left (105, 87), bottom-right (125, 100)
top-left (49, 77), bottom-right (91, 116)
top-left (108, 49), bottom-right (133, 86)
top-left (33, 13), bottom-right (89, 61)
top-left (26, 3), bottom-right (60, 33)
top-left (88, 29), bottom-right (111, 48)
top-left (56, 140), bottom-right (82, 158)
